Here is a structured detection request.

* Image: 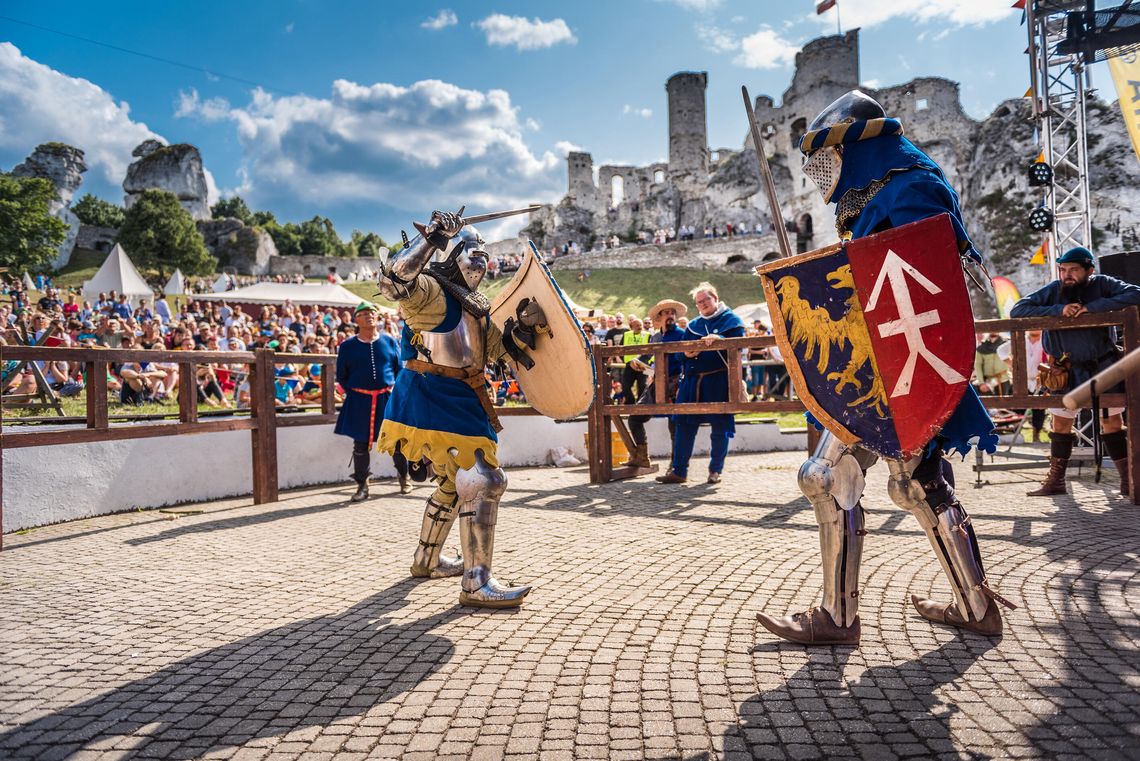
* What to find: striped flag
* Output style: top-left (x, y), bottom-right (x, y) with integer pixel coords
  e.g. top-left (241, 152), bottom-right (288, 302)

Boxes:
top-left (817, 0), bottom-right (837, 13)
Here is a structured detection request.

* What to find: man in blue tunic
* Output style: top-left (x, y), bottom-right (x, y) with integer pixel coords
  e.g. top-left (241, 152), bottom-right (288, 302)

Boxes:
top-left (376, 211), bottom-right (543, 609)
top-left (1011, 246), bottom-right (1140, 497)
top-left (656, 283), bottom-right (745, 485)
top-left (623, 299), bottom-right (688, 469)
top-left (757, 91), bottom-right (1012, 645)
top-left (334, 302), bottom-right (407, 502)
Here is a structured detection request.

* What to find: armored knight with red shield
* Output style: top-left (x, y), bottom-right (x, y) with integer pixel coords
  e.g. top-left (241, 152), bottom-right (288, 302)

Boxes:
top-left (754, 91), bottom-right (1016, 645)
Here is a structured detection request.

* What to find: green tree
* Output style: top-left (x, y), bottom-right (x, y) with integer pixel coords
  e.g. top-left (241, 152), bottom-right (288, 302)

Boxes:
top-left (262, 219), bottom-right (303, 256)
top-left (72, 193), bottom-right (126, 228)
top-left (0, 174), bottom-right (69, 271)
top-left (250, 209), bottom-right (277, 227)
top-left (298, 215), bottom-right (345, 257)
top-left (117, 189), bottom-right (216, 279)
top-left (211, 195), bottom-right (254, 225)
top-left (348, 229), bottom-right (386, 258)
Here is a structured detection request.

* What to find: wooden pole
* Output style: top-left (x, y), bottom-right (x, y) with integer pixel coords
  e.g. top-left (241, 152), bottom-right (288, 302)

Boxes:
top-left (85, 360), bottom-right (109, 430)
top-left (249, 348), bottom-right (279, 504)
top-left (1123, 308), bottom-right (1140, 504)
top-left (178, 361), bottom-right (198, 424)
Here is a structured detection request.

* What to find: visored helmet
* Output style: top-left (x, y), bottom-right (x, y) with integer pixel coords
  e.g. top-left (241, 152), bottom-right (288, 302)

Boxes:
top-left (438, 225), bottom-right (489, 290)
top-left (799, 90), bottom-right (888, 203)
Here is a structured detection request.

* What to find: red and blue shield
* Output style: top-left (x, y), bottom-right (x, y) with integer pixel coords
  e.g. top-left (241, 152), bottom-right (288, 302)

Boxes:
top-left (757, 214), bottom-right (974, 460)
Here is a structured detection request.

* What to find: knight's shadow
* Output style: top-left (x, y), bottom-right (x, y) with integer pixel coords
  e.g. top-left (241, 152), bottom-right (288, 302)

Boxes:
top-left (0, 579), bottom-right (458, 760)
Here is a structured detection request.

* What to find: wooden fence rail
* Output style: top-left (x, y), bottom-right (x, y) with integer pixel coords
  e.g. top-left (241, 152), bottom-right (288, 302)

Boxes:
top-left (585, 309), bottom-right (1140, 507)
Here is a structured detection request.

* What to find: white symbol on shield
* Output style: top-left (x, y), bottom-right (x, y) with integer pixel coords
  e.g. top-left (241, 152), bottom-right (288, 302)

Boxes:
top-left (864, 249), bottom-right (966, 398)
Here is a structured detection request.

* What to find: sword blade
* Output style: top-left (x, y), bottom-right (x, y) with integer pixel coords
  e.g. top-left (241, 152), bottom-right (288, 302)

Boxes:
top-left (461, 204), bottom-right (544, 226)
top-left (742, 86), bottom-right (793, 259)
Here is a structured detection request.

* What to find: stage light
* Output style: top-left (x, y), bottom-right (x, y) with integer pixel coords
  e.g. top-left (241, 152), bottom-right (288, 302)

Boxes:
top-left (1028, 206), bottom-right (1054, 232)
top-left (1028, 161), bottom-right (1054, 187)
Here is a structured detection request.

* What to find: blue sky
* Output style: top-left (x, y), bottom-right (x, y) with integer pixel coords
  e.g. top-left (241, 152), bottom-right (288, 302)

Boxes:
top-left (0, 0), bottom-right (1103, 243)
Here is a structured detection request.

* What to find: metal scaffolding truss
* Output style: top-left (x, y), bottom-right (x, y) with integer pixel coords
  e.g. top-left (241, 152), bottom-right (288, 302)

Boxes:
top-left (1027, 1), bottom-right (1094, 269)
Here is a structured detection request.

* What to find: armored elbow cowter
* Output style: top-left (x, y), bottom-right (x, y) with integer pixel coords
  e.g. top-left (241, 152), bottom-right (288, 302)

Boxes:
top-left (377, 234), bottom-right (437, 300)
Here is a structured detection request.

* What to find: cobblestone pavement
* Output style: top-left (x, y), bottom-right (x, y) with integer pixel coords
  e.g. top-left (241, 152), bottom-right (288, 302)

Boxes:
top-left (1, 450), bottom-right (1138, 760)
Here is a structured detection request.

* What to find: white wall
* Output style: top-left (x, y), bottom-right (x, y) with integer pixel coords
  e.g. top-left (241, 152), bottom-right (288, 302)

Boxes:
top-left (2, 418), bottom-right (805, 532)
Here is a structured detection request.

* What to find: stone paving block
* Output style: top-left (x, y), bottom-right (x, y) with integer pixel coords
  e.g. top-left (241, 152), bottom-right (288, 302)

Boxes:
top-left (0, 452), bottom-right (1136, 760)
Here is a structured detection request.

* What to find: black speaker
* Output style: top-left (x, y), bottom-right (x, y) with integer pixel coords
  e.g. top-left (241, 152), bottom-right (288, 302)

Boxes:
top-left (1098, 251), bottom-right (1140, 286)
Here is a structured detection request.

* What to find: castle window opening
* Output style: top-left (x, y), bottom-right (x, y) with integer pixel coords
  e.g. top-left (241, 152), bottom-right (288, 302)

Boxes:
top-left (916, 98), bottom-right (929, 111)
top-left (762, 123), bottom-right (776, 139)
top-left (790, 118), bottom-right (807, 150)
top-left (654, 169), bottom-right (665, 184)
top-left (796, 213), bottom-right (814, 255)
top-left (611, 175), bottom-right (625, 207)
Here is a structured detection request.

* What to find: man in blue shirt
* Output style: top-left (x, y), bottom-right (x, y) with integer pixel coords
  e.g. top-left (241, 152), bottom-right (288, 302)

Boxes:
top-left (334, 302), bottom-right (408, 501)
top-left (656, 283), bottom-right (745, 484)
top-left (625, 299), bottom-right (688, 468)
top-left (1010, 246), bottom-right (1140, 497)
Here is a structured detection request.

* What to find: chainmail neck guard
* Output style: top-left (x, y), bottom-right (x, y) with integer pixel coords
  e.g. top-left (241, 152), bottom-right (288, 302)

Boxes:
top-left (835, 178), bottom-right (888, 238)
top-left (425, 264), bottom-right (491, 318)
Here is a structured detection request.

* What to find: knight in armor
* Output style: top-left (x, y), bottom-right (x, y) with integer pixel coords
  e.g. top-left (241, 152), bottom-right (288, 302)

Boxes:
top-left (376, 211), bottom-right (544, 609)
top-left (756, 91), bottom-right (1014, 645)
top-left (334, 302), bottom-right (408, 501)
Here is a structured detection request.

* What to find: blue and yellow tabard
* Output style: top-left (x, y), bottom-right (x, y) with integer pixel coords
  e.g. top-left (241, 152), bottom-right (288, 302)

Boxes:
top-left (377, 280), bottom-right (506, 472)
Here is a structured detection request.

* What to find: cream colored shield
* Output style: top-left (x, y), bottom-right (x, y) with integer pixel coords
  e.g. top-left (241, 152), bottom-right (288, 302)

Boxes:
top-left (490, 242), bottom-right (595, 420)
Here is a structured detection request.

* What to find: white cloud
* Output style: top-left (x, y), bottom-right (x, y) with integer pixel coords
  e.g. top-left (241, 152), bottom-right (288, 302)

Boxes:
top-left (697, 24), bottom-right (738, 54)
top-left (421, 10), bottom-right (457, 31)
top-left (554, 141), bottom-right (581, 156)
top-left (861, 78), bottom-right (882, 90)
top-left (658, 0), bottom-right (723, 10)
top-left (621, 104), bottom-right (653, 118)
top-left (697, 24), bottom-right (800, 69)
top-left (810, 0), bottom-right (1015, 30)
top-left (736, 27), bottom-right (801, 69)
top-left (0, 42), bottom-right (160, 185)
top-left (175, 77), bottom-right (567, 221)
top-left (474, 14), bottom-right (576, 50)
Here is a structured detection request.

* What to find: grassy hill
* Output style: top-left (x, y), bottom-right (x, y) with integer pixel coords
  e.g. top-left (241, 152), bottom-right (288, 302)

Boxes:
top-left (49, 249), bottom-right (766, 319)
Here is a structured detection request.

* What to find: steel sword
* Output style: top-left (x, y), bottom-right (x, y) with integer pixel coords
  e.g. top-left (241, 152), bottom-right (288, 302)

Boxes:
top-left (742, 85), bottom-right (793, 259)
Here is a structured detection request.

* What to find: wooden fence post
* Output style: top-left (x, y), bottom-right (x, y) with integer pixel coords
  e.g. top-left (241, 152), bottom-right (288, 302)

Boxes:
top-left (1123, 308), bottom-right (1140, 505)
top-left (85, 360), bottom-right (109, 430)
top-left (250, 349), bottom-right (279, 504)
top-left (178, 361), bottom-right (198, 424)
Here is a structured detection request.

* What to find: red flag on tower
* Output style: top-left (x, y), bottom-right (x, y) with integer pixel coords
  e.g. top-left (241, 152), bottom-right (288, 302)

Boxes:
top-left (817, 0), bottom-right (837, 13)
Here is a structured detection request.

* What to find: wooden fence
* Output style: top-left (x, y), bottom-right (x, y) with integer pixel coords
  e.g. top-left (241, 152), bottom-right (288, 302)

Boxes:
top-left (586, 309), bottom-right (1140, 507)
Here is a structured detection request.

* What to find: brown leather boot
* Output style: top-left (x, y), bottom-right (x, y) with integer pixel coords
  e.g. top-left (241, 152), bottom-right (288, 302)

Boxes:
top-left (1027, 457), bottom-right (1068, 496)
top-left (622, 443), bottom-right (651, 469)
top-left (911, 594), bottom-right (1002, 636)
top-left (756, 607), bottom-right (860, 646)
top-left (1112, 458), bottom-right (1130, 497)
top-left (655, 471), bottom-right (687, 484)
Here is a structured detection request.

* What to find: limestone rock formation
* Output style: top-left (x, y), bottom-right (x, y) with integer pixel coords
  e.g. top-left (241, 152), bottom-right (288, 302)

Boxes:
top-left (123, 140), bottom-right (210, 221)
top-left (528, 29), bottom-right (1140, 294)
top-left (197, 218), bottom-right (277, 276)
top-left (10, 142), bottom-right (88, 269)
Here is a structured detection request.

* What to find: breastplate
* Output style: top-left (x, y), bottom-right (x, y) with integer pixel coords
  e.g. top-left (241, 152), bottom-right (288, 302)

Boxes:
top-left (420, 310), bottom-right (485, 369)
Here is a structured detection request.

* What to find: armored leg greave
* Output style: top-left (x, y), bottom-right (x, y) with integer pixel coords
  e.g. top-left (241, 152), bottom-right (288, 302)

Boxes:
top-left (456, 450), bottom-right (531, 608)
top-left (887, 457), bottom-right (1011, 633)
top-left (410, 496), bottom-right (463, 578)
top-left (800, 430), bottom-right (875, 628)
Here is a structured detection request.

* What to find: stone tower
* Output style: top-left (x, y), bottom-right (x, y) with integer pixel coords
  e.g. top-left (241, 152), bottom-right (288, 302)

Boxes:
top-left (666, 72), bottom-right (709, 181)
top-left (566, 151), bottom-right (598, 209)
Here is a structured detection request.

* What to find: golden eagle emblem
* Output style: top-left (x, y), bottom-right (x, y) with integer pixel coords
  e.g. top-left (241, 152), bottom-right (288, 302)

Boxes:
top-left (775, 264), bottom-right (888, 416)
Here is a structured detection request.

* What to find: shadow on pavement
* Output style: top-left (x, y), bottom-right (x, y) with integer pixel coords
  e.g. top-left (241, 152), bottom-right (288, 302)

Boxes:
top-left (0, 579), bottom-right (458, 760)
top-left (724, 639), bottom-right (999, 759)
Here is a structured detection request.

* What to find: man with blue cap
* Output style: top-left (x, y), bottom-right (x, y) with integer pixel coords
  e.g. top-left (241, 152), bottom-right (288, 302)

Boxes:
top-left (1011, 246), bottom-right (1140, 497)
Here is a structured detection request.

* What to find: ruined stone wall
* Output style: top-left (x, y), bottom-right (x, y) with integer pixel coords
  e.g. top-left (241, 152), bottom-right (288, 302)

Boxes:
top-left (547, 233), bottom-right (783, 272)
top-left (566, 151), bottom-right (598, 209)
top-left (266, 255), bottom-right (382, 279)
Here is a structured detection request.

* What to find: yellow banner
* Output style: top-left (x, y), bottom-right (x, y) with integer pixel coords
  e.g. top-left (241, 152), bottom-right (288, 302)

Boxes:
top-left (1109, 50), bottom-right (1140, 166)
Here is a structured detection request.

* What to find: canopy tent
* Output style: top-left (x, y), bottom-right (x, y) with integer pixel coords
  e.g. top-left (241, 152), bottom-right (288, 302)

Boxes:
top-left (734, 302), bottom-right (772, 328)
top-left (82, 243), bottom-right (154, 307)
top-left (211, 273), bottom-right (230, 293)
top-left (164, 269), bottom-right (186, 296)
top-left (22, 272), bottom-right (36, 291)
top-left (196, 281), bottom-right (393, 313)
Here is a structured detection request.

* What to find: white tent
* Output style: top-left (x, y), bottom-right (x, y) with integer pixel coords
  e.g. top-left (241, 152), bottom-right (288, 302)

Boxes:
top-left (734, 302), bottom-right (772, 328)
top-left (164, 269), bottom-right (186, 296)
top-left (82, 244), bottom-right (154, 307)
top-left (196, 281), bottom-right (393, 312)
top-left (22, 272), bottom-right (36, 291)
top-left (211, 273), bottom-right (230, 293)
